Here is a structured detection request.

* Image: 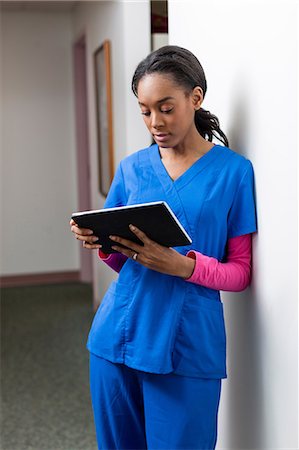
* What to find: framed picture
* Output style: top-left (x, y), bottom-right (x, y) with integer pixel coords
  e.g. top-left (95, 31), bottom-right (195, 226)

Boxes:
top-left (94, 40), bottom-right (114, 197)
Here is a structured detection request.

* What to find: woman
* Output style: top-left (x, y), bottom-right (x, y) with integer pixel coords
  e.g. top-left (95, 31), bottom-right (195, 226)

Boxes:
top-left (70, 45), bottom-right (257, 450)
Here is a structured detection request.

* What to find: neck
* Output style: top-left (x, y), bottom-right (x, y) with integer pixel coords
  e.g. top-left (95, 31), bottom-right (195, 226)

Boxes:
top-left (159, 133), bottom-right (214, 161)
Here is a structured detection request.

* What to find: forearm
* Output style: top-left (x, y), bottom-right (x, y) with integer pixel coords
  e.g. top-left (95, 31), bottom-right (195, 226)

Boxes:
top-left (99, 234), bottom-right (253, 290)
top-left (183, 234), bottom-right (252, 292)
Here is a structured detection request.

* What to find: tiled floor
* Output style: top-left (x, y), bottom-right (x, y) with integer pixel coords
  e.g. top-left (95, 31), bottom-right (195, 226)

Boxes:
top-left (1, 282), bottom-right (98, 450)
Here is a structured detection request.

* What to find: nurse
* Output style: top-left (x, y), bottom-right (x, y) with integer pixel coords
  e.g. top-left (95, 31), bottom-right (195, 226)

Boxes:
top-left (70, 45), bottom-right (257, 450)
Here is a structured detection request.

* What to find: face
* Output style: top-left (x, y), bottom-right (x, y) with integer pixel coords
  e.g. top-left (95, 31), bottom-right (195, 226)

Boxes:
top-left (137, 73), bottom-right (203, 148)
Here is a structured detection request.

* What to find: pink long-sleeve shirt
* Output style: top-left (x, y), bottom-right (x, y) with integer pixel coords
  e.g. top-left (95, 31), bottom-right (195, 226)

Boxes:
top-left (98, 233), bottom-right (253, 292)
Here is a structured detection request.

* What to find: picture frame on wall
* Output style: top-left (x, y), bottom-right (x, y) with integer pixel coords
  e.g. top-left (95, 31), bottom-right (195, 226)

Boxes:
top-left (94, 40), bottom-right (114, 197)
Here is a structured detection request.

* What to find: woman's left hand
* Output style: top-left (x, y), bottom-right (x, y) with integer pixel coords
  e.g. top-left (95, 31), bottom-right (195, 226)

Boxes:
top-left (109, 224), bottom-right (195, 279)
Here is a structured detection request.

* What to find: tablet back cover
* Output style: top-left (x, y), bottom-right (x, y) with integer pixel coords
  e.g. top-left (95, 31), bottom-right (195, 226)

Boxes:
top-left (72, 201), bottom-right (192, 254)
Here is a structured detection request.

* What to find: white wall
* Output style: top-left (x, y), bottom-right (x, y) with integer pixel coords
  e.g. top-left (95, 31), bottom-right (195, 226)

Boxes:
top-left (1, 9), bottom-right (79, 275)
top-left (72, 1), bottom-right (151, 306)
top-left (152, 32), bottom-right (168, 51)
top-left (168, 1), bottom-right (298, 448)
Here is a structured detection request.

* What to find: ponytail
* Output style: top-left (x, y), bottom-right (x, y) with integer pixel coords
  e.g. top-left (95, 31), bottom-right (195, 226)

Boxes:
top-left (195, 108), bottom-right (229, 147)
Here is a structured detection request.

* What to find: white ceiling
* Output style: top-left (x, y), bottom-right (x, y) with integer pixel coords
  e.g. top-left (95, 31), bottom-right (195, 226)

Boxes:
top-left (1, 1), bottom-right (80, 12)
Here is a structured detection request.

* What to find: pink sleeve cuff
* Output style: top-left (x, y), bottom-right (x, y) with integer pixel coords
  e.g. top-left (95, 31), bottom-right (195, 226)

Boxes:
top-left (98, 249), bottom-right (128, 273)
top-left (98, 249), bottom-right (113, 260)
top-left (184, 234), bottom-right (253, 292)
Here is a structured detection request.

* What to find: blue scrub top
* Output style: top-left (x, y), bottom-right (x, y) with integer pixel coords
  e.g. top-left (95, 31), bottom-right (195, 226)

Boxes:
top-left (87, 143), bottom-right (258, 379)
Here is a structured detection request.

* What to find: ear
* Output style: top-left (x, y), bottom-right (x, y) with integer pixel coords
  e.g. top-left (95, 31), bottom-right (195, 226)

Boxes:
top-left (192, 86), bottom-right (204, 111)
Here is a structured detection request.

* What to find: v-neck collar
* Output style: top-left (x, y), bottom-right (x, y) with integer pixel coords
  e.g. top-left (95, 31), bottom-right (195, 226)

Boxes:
top-left (149, 143), bottom-right (221, 191)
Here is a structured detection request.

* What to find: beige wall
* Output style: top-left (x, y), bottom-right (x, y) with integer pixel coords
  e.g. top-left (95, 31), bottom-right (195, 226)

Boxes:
top-left (1, 9), bottom-right (78, 275)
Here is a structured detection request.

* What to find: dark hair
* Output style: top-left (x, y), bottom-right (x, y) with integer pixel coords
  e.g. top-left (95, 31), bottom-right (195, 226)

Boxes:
top-left (131, 45), bottom-right (229, 147)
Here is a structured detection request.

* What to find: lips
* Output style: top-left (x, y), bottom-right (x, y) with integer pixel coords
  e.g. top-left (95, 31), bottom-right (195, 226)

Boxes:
top-left (154, 133), bottom-right (170, 142)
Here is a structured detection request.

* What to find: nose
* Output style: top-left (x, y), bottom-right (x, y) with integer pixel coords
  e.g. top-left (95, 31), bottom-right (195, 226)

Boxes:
top-left (150, 111), bottom-right (164, 129)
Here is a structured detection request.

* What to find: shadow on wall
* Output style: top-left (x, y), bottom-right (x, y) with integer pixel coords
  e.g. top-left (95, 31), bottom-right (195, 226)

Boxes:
top-left (223, 289), bottom-right (266, 449)
top-left (224, 84), bottom-right (266, 448)
top-left (227, 85), bottom-right (250, 158)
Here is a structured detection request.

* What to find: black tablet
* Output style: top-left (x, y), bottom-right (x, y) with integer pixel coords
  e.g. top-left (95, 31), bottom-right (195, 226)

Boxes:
top-left (71, 201), bottom-right (192, 254)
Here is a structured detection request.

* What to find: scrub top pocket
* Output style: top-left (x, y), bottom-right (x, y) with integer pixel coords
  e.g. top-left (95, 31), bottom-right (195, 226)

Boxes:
top-left (86, 280), bottom-right (131, 363)
top-left (172, 294), bottom-right (227, 379)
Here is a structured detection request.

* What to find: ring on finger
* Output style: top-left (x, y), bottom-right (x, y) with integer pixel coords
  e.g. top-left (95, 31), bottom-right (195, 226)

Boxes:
top-left (132, 252), bottom-right (138, 261)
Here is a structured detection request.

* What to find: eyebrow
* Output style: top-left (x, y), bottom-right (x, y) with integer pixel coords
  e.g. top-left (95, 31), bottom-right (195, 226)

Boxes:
top-left (138, 96), bottom-right (175, 106)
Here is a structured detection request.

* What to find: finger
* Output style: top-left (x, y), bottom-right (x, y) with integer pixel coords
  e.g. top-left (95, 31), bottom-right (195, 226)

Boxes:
top-left (128, 224), bottom-right (152, 244)
top-left (111, 245), bottom-right (139, 260)
top-left (70, 218), bottom-right (79, 227)
top-left (71, 225), bottom-right (94, 236)
top-left (109, 235), bottom-right (141, 253)
top-left (76, 234), bottom-right (99, 244)
top-left (83, 241), bottom-right (102, 249)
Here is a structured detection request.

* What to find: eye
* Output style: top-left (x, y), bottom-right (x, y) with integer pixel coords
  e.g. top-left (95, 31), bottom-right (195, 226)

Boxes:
top-left (141, 111), bottom-right (150, 116)
top-left (161, 108), bottom-right (173, 114)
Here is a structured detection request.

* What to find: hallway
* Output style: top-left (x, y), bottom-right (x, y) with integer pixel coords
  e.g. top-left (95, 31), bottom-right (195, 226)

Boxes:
top-left (1, 283), bottom-right (97, 450)
top-left (1, 1), bottom-right (298, 448)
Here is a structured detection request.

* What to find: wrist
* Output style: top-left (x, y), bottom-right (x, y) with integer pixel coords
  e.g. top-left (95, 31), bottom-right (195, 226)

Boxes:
top-left (181, 255), bottom-right (196, 280)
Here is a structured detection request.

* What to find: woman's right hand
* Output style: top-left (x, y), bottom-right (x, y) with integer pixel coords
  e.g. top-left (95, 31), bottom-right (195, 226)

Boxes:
top-left (70, 218), bottom-right (102, 250)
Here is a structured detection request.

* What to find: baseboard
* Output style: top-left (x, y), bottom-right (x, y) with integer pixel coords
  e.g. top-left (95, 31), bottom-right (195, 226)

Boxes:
top-left (0, 271), bottom-right (80, 288)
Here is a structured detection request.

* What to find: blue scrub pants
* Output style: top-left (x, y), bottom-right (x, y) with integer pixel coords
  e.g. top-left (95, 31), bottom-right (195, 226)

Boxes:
top-left (89, 352), bottom-right (222, 450)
